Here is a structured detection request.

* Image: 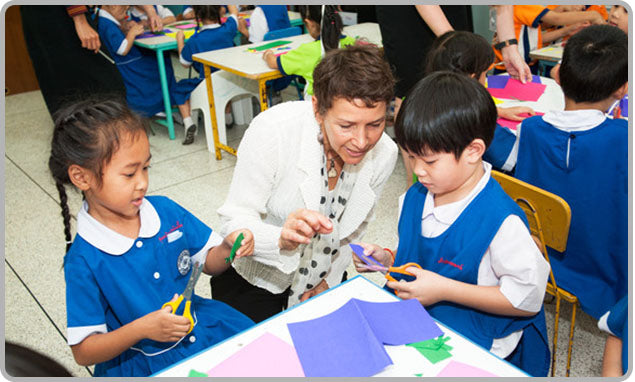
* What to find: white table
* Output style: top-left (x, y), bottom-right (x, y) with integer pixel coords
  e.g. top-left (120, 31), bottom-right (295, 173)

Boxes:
top-left (154, 275), bottom-right (527, 377)
top-left (192, 23), bottom-right (382, 159)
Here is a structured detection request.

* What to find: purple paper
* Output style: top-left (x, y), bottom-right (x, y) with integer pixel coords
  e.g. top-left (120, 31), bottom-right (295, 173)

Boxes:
top-left (349, 243), bottom-right (385, 269)
top-left (488, 75), bottom-right (541, 89)
top-left (287, 299), bottom-right (392, 377)
top-left (620, 96), bottom-right (629, 117)
top-left (355, 299), bottom-right (444, 345)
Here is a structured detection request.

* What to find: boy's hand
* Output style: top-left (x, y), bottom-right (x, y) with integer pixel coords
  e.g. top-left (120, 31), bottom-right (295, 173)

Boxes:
top-left (138, 294), bottom-right (191, 342)
top-left (386, 267), bottom-right (449, 306)
top-left (279, 209), bottom-right (333, 251)
top-left (352, 243), bottom-right (393, 272)
top-left (498, 106), bottom-right (535, 121)
top-left (226, 229), bottom-right (254, 258)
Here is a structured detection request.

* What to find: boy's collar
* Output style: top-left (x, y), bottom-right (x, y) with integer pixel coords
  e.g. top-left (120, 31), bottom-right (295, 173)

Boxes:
top-left (76, 198), bottom-right (160, 255)
top-left (543, 110), bottom-right (606, 132)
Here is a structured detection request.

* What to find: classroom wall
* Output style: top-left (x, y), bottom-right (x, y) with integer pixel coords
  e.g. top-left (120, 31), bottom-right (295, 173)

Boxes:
top-left (471, 5), bottom-right (494, 42)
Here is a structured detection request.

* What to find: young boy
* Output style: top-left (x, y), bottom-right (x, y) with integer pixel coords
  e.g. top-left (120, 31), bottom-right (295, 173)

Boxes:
top-left (354, 71), bottom-right (550, 376)
top-left (490, 25), bottom-right (628, 320)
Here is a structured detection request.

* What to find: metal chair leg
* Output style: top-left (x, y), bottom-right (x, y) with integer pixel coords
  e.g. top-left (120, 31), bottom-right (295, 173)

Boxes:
top-left (566, 303), bottom-right (577, 377)
top-left (551, 294), bottom-right (561, 377)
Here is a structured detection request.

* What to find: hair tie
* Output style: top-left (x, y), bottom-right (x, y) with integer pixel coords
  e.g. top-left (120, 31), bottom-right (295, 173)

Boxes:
top-left (66, 240), bottom-right (73, 245)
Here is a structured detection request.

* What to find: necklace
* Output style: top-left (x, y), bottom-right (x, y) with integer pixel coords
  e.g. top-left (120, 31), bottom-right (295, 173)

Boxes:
top-left (327, 158), bottom-right (338, 178)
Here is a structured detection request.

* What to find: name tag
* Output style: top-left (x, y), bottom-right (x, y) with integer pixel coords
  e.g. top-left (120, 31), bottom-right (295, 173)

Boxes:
top-left (167, 230), bottom-right (183, 243)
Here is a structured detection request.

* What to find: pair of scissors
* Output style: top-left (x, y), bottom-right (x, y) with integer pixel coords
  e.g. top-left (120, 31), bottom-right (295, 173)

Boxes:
top-left (162, 261), bottom-right (203, 334)
top-left (349, 244), bottom-right (422, 282)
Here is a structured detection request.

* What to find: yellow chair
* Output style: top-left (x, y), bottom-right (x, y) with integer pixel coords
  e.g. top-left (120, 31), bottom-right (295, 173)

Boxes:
top-left (491, 170), bottom-right (578, 377)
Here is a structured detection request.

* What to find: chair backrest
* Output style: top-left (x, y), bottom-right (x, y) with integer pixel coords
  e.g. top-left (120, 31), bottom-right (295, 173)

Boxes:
top-left (491, 170), bottom-right (571, 252)
top-left (263, 26), bottom-right (302, 41)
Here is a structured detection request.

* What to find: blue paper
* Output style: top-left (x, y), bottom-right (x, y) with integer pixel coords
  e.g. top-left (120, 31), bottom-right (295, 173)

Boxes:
top-left (349, 243), bottom-right (385, 269)
top-left (287, 298), bottom-right (444, 377)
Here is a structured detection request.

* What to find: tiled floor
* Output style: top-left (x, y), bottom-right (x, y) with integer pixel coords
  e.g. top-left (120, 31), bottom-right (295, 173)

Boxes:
top-left (4, 83), bottom-right (607, 377)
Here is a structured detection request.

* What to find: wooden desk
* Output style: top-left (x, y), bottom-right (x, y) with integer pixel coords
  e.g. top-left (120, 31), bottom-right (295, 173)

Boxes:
top-left (529, 43), bottom-right (564, 63)
top-left (153, 276), bottom-right (527, 377)
top-left (192, 22), bottom-right (382, 159)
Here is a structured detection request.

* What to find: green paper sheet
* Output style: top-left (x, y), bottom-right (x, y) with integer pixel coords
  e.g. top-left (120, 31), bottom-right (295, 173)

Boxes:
top-left (188, 369), bottom-right (208, 377)
top-left (407, 335), bottom-right (453, 364)
top-left (248, 40), bottom-right (292, 51)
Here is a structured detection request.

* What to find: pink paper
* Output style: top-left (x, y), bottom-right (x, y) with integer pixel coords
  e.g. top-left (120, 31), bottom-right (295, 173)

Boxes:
top-left (174, 23), bottom-right (196, 29)
top-left (497, 112), bottom-right (544, 130)
top-left (435, 360), bottom-right (499, 377)
top-left (487, 78), bottom-right (547, 102)
top-left (207, 332), bottom-right (305, 377)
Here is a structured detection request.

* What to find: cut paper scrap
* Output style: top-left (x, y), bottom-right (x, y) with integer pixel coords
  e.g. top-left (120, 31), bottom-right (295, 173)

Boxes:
top-left (187, 369), bottom-right (208, 377)
top-left (248, 40), bottom-right (292, 51)
top-left (407, 335), bottom-right (453, 364)
top-left (497, 112), bottom-right (544, 130)
top-left (349, 243), bottom-right (385, 271)
top-left (488, 78), bottom-right (547, 102)
top-left (492, 96), bottom-right (503, 105)
top-left (435, 360), bottom-right (499, 377)
top-left (287, 298), bottom-right (444, 377)
top-left (207, 332), bottom-right (305, 377)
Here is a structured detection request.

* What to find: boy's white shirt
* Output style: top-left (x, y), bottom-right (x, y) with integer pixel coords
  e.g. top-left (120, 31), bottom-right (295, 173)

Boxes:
top-left (501, 109), bottom-right (607, 171)
top-left (247, 6), bottom-right (269, 43)
top-left (397, 162), bottom-right (550, 358)
top-left (179, 14), bottom-right (239, 66)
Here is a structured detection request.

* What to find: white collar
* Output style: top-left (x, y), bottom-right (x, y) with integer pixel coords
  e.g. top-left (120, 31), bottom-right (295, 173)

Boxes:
top-left (200, 23), bottom-right (221, 30)
top-left (422, 162), bottom-right (492, 225)
top-left (98, 8), bottom-right (121, 26)
top-left (76, 198), bottom-right (160, 255)
top-left (543, 109), bottom-right (606, 132)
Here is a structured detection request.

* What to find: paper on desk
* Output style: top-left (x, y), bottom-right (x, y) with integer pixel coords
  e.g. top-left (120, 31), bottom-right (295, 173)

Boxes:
top-left (435, 360), bottom-right (499, 377)
top-left (248, 40), bottom-right (292, 51)
top-left (487, 79), bottom-right (547, 102)
top-left (287, 298), bottom-right (443, 377)
top-left (497, 112), bottom-right (544, 130)
top-left (487, 75), bottom-right (542, 89)
top-left (206, 332), bottom-right (305, 377)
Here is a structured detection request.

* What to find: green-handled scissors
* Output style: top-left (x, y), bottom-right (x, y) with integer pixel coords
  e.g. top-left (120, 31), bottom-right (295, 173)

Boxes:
top-left (162, 261), bottom-right (203, 334)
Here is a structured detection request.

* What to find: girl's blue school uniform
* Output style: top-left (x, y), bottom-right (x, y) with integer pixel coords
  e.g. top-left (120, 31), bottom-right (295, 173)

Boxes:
top-left (259, 5), bottom-right (291, 31)
top-left (515, 116), bottom-right (628, 319)
top-left (391, 179), bottom-right (550, 377)
top-left (483, 123), bottom-right (517, 170)
top-left (98, 12), bottom-right (180, 117)
top-left (64, 196), bottom-right (254, 377)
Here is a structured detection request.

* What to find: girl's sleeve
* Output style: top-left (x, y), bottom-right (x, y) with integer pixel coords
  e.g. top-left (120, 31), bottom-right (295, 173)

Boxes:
top-left (180, 40), bottom-right (194, 66)
top-left (65, 255), bottom-right (109, 346)
top-left (483, 123), bottom-right (517, 171)
top-left (100, 21), bottom-right (127, 56)
top-left (278, 42), bottom-right (316, 76)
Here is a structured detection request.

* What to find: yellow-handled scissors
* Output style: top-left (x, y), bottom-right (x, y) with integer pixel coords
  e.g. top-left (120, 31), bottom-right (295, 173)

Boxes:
top-left (162, 261), bottom-right (203, 334)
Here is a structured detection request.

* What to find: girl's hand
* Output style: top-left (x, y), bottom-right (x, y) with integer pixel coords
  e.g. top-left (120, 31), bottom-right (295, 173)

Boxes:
top-left (127, 21), bottom-right (145, 38)
top-left (225, 229), bottom-right (254, 258)
top-left (176, 30), bottom-right (185, 43)
top-left (138, 294), bottom-right (192, 342)
top-left (498, 106), bottom-right (536, 121)
top-left (386, 267), bottom-right (450, 306)
top-left (279, 209), bottom-right (333, 251)
top-left (352, 243), bottom-right (393, 272)
top-left (299, 279), bottom-right (329, 302)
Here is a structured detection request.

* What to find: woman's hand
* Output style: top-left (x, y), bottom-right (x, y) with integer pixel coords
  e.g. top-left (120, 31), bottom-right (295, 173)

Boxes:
top-left (299, 279), bottom-right (329, 302)
top-left (72, 14), bottom-right (100, 53)
top-left (225, 229), bottom-right (254, 258)
top-left (352, 242), bottom-right (393, 272)
top-left (137, 294), bottom-right (192, 342)
top-left (501, 45), bottom-right (533, 84)
top-left (279, 209), bottom-right (333, 251)
top-left (498, 106), bottom-right (535, 121)
top-left (386, 267), bottom-right (450, 306)
top-left (147, 13), bottom-right (163, 32)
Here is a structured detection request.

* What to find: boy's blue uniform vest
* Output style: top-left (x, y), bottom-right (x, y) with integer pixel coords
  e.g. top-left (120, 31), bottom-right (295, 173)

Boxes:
top-left (390, 178), bottom-right (550, 376)
top-left (259, 5), bottom-right (291, 31)
top-left (515, 116), bottom-right (628, 319)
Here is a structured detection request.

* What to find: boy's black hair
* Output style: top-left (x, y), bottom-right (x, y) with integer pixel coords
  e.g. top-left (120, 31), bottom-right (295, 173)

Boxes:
top-left (297, 5), bottom-right (343, 51)
top-left (425, 30), bottom-right (495, 78)
top-left (559, 25), bottom-right (627, 103)
top-left (395, 71), bottom-right (497, 159)
top-left (193, 5), bottom-right (222, 24)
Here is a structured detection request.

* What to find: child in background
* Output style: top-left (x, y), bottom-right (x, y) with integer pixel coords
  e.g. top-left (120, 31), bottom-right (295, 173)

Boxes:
top-left (492, 5), bottom-right (605, 74)
top-left (176, 5), bottom-right (239, 145)
top-left (424, 30), bottom-right (536, 170)
top-left (490, 25), bottom-right (628, 320)
top-left (354, 72), bottom-right (550, 376)
top-left (238, 5), bottom-right (290, 43)
top-left (608, 4), bottom-right (628, 32)
top-left (97, 5), bottom-right (197, 144)
top-left (49, 99), bottom-right (254, 377)
top-left (129, 5), bottom-right (176, 27)
top-left (262, 5), bottom-right (355, 98)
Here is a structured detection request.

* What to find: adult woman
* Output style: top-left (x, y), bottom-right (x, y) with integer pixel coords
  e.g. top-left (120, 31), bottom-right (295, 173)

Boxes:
top-left (214, 45), bottom-right (398, 323)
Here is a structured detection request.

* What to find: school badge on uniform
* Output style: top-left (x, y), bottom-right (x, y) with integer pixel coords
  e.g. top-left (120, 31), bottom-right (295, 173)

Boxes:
top-left (177, 249), bottom-right (192, 275)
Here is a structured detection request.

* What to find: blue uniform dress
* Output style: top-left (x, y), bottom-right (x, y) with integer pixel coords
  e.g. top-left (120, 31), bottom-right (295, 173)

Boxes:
top-left (599, 295), bottom-right (628, 375)
top-left (177, 16), bottom-right (237, 102)
top-left (65, 196), bottom-right (254, 377)
top-left (390, 179), bottom-right (550, 377)
top-left (97, 11), bottom-right (181, 117)
top-left (515, 116), bottom-right (628, 319)
top-left (259, 5), bottom-right (291, 31)
top-left (483, 123), bottom-right (517, 171)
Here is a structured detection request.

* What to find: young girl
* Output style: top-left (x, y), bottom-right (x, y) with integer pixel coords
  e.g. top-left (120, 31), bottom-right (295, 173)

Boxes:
top-left (424, 30), bottom-right (535, 170)
top-left (176, 5), bottom-right (239, 144)
top-left (262, 5), bottom-right (356, 97)
top-left (49, 99), bottom-right (254, 377)
top-left (97, 5), bottom-right (196, 144)
top-left (239, 5), bottom-right (291, 43)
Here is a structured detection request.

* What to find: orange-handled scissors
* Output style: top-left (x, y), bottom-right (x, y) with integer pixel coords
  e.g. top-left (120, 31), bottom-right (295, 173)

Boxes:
top-left (382, 262), bottom-right (423, 282)
top-left (162, 261), bottom-right (203, 334)
top-left (349, 244), bottom-right (423, 282)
